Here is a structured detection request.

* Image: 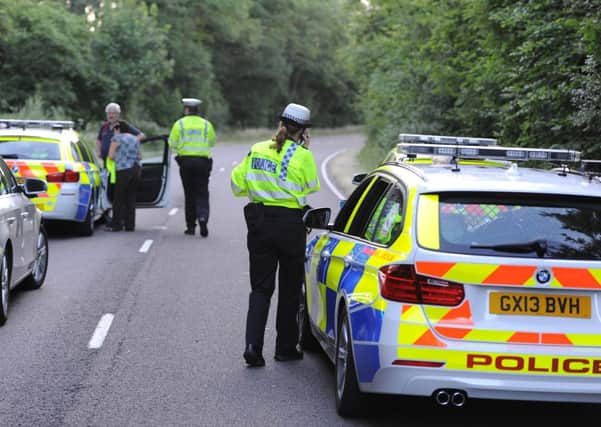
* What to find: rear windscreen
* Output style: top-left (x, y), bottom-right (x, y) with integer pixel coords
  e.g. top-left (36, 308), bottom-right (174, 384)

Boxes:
top-left (437, 192), bottom-right (601, 260)
top-left (0, 140), bottom-right (61, 160)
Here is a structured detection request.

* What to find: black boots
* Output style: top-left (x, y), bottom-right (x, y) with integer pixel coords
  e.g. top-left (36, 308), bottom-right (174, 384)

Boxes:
top-left (243, 345), bottom-right (265, 367)
top-left (199, 220), bottom-right (208, 237)
top-left (274, 347), bottom-right (304, 362)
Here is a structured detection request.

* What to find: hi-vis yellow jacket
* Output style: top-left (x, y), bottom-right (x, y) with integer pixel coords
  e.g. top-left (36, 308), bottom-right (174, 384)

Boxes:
top-left (230, 139), bottom-right (320, 209)
top-left (168, 115), bottom-right (216, 157)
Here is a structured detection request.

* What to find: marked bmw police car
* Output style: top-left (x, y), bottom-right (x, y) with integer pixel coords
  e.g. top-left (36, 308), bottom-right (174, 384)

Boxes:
top-left (0, 119), bottom-right (171, 235)
top-left (301, 133), bottom-right (601, 416)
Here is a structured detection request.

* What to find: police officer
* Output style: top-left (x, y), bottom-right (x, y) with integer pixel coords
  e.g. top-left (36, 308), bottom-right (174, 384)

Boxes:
top-left (231, 103), bottom-right (320, 367)
top-left (168, 98), bottom-right (216, 237)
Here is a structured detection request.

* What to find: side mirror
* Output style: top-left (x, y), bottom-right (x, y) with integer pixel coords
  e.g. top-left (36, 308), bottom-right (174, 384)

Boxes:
top-left (20, 177), bottom-right (47, 198)
top-left (351, 173), bottom-right (367, 185)
top-left (303, 207), bottom-right (331, 230)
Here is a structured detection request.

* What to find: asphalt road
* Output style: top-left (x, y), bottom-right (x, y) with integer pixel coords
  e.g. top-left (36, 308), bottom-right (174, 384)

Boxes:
top-left (0, 132), bottom-right (598, 426)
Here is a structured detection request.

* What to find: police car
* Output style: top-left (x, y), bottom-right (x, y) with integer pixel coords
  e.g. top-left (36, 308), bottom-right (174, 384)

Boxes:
top-left (301, 133), bottom-right (601, 416)
top-left (0, 119), bottom-right (171, 235)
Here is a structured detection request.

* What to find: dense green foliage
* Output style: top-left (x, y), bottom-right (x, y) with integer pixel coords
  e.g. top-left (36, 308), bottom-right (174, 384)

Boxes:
top-left (0, 0), bottom-right (357, 130)
top-left (345, 0), bottom-right (601, 160)
top-left (1, 0), bottom-right (600, 160)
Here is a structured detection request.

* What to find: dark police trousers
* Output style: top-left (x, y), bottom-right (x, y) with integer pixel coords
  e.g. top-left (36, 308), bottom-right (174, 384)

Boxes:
top-left (112, 164), bottom-right (140, 231)
top-left (176, 156), bottom-right (212, 229)
top-left (244, 205), bottom-right (306, 353)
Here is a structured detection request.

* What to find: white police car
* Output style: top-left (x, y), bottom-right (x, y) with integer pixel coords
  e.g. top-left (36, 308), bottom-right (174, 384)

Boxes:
top-left (0, 119), bottom-right (171, 235)
top-left (301, 133), bottom-right (601, 416)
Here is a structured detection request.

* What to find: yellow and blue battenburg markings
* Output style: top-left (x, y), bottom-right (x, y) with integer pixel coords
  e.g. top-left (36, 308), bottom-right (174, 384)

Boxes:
top-left (75, 162), bottom-right (94, 221)
top-left (310, 233), bottom-right (386, 382)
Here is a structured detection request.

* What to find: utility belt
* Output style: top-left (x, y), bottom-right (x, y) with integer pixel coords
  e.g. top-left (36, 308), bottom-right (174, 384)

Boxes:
top-left (243, 202), bottom-right (302, 232)
top-left (263, 205), bottom-right (302, 217)
top-left (175, 155), bottom-right (213, 172)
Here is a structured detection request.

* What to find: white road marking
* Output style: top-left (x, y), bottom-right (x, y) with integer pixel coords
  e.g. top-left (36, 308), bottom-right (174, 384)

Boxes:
top-left (168, 208), bottom-right (178, 216)
top-left (88, 313), bottom-right (114, 349)
top-left (139, 240), bottom-right (153, 253)
top-left (152, 225), bottom-right (168, 230)
top-left (321, 150), bottom-right (346, 200)
top-left (232, 160), bottom-right (239, 166)
top-left (219, 167), bottom-right (225, 172)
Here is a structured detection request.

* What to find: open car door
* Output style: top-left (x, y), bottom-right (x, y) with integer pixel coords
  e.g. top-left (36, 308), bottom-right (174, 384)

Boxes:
top-left (137, 134), bottom-right (170, 208)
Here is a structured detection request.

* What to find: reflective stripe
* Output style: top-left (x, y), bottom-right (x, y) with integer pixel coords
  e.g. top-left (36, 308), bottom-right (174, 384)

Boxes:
top-left (245, 172), bottom-right (304, 192)
top-left (231, 181), bottom-right (244, 195)
top-left (248, 188), bottom-right (306, 205)
top-left (305, 178), bottom-right (319, 191)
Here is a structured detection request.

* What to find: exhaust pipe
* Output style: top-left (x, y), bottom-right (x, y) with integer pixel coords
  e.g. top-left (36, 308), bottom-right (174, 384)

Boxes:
top-left (433, 389), bottom-right (467, 407)
top-left (434, 389), bottom-right (450, 406)
top-left (451, 391), bottom-right (467, 407)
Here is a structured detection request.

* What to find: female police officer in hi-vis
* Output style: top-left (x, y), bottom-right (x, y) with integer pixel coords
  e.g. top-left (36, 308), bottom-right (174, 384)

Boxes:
top-left (230, 103), bottom-right (320, 367)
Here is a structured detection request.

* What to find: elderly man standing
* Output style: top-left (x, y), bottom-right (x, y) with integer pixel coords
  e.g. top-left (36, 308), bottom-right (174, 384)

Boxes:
top-left (96, 102), bottom-right (145, 226)
top-left (168, 98), bottom-right (216, 237)
top-left (96, 102), bottom-right (144, 166)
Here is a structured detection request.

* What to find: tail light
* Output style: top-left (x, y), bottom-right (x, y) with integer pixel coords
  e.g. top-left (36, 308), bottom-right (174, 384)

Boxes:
top-left (379, 264), bottom-right (464, 306)
top-left (46, 170), bottom-right (80, 183)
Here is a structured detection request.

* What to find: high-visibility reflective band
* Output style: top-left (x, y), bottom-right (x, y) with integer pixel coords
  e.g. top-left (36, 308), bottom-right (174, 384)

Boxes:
top-left (399, 133), bottom-right (497, 146)
top-left (248, 188), bottom-right (305, 206)
top-left (399, 143), bottom-right (581, 162)
top-left (0, 119), bottom-right (74, 130)
top-left (246, 172), bottom-right (304, 192)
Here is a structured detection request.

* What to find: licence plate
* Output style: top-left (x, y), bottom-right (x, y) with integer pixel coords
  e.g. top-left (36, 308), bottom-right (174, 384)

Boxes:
top-left (489, 292), bottom-right (591, 318)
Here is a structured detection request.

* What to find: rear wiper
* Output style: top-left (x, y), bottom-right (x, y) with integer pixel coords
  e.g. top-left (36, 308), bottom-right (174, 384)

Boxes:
top-left (471, 239), bottom-right (548, 258)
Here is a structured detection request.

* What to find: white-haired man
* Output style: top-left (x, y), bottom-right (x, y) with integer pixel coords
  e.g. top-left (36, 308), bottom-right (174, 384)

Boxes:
top-left (96, 102), bottom-right (145, 226)
top-left (96, 102), bottom-right (145, 165)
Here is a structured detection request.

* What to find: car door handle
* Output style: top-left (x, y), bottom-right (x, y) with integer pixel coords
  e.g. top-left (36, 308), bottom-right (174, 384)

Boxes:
top-left (321, 250), bottom-right (331, 259)
top-left (343, 255), bottom-right (353, 267)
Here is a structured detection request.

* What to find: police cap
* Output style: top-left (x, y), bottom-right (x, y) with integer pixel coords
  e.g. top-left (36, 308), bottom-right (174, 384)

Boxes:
top-left (182, 98), bottom-right (202, 107)
top-left (280, 103), bottom-right (312, 128)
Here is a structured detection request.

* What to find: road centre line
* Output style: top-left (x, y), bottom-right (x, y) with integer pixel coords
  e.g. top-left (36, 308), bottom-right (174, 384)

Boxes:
top-left (87, 313), bottom-right (114, 349)
top-left (139, 240), bottom-right (153, 253)
top-left (321, 150), bottom-right (346, 200)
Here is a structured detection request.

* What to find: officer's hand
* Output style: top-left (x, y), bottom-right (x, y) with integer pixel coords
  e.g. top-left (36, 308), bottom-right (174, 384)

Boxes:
top-left (302, 130), bottom-right (310, 149)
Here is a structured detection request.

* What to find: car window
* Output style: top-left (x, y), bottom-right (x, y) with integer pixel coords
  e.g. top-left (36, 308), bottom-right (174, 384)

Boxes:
top-left (71, 143), bottom-right (81, 162)
top-left (76, 141), bottom-right (92, 163)
top-left (0, 140), bottom-right (61, 160)
top-left (332, 176), bottom-right (375, 232)
top-left (363, 185), bottom-right (404, 245)
top-left (0, 161), bottom-right (15, 196)
top-left (346, 176), bottom-right (391, 238)
top-left (436, 192), bottom-right (601, 260)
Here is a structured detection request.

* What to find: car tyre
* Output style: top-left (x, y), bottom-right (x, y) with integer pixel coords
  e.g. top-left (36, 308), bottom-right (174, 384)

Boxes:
top-left (23, 225), bottom-right (49, 290)
top-left (335, 305), bottom-right (365, 417)
top-left (298, 281), bottom-right (319, 351)
top-left (77, 204), bottom-right (94, 236)
top-left (0, 253), bottom-right (10, 326)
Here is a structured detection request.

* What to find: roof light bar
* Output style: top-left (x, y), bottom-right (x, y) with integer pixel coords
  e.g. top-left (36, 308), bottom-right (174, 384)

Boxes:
top-left (582, 160), bottom-right (601, 174)
top-left (399, 133), bottom-right (497, 146)
top-left (399, 143), bottom-right (581, 162)
top-left (0, 119), bottom-right (74, 130)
